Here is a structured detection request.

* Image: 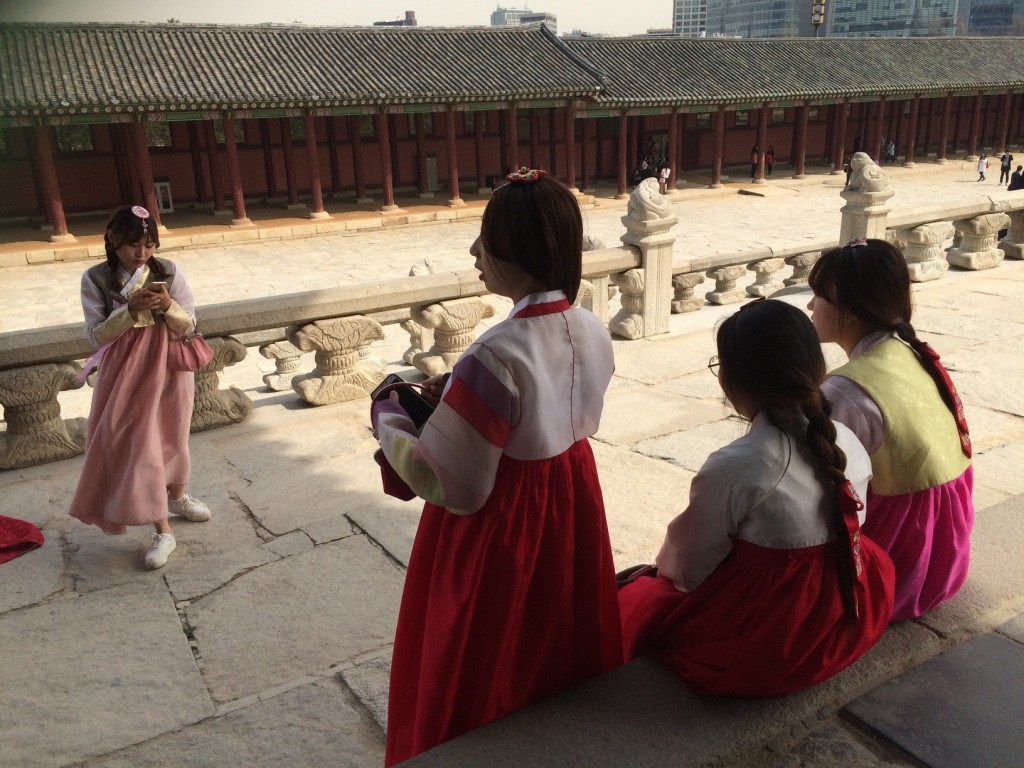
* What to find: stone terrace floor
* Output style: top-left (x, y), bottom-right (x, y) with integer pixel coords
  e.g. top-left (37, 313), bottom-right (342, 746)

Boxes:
top-left (2, 158), bottom-right (1024, 767)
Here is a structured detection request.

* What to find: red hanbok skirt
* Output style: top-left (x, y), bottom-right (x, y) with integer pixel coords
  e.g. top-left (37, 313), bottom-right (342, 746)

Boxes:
top-left (385, 439), bottom-right (623, 766)
top-left (619, 537), bottom-right (894, 697)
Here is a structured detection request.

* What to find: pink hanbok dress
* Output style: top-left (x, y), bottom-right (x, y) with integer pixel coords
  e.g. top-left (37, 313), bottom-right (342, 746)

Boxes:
top-left (69, 259), bottom-right (197, 534)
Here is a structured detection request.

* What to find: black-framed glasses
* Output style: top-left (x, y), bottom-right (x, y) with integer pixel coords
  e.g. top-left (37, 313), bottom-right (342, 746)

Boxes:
top-left (707, 355), bottom-right (720, 377)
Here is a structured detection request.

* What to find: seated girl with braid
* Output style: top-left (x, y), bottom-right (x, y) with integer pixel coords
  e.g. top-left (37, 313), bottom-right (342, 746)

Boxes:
top-left (619, 299), bottom-right (894, 696)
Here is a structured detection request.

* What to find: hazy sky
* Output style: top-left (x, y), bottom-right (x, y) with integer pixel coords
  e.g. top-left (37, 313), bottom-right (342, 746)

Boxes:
top-left (0, 0), bottom-right (674, 37)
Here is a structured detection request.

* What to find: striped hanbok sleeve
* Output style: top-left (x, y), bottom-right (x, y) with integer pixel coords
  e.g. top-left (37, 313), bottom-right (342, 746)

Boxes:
top-left (416, 342), bottom-right (517, 514)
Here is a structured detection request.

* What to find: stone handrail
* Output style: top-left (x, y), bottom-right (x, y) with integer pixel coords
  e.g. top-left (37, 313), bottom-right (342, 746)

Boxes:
top-left (2, 173), bottom-right (1023, 470)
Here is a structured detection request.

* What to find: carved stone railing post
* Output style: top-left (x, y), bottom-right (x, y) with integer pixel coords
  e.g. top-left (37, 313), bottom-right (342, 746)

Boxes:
top-left (259, 340), bottom-right (304, 392)
top-left (998, 209), bottom-right (1024, 260)
top-left (893, 223), bottom-right (954, 282)
top-left (401, 318), bottom-right (433, 366)
top-left (577, 277), bottom-right (612, 322)
top-left (671, 272), bottom-right (705, 313)
top-left (410, 298), bottom-right (496, 376)
top-left (608, 269), bottom-right (644, 338)
top-left (705, 265), bottom-right (747, 305)
top-left (0, 363), bottom-right (87, 469)
top-left (947, 213), bottom-right (1010, 270)
top-left (192, 337), bottom-right (253, 431)
top-left (747, 258), bottom-right (786, 297)
top-left (614, 178), bottom-right (677, 338)
top-left (288, 316), bottom-right (386, 405)
top-left (784, 252), bottom-right (820, 287)
top-left (839, 151), bottom-right (894, 243)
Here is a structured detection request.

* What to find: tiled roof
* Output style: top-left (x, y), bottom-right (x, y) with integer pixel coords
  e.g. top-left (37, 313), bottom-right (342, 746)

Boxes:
top-left (0, 23), bottom-right (605, 118)
top-left (1, 23), bottom-right (1022, 122)
top-left (564, 36), bottom-right (1024, 107)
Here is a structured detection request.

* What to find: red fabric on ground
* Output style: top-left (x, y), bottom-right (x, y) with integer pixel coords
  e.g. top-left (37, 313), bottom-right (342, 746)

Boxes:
top-left (0, 514), bottom-right (44, 564)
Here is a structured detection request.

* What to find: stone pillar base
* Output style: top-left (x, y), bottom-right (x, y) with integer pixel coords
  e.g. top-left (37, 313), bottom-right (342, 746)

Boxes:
top-left (614, 193), bottom-right (630, 200)
top-left (446, 198), bottom-right (466, 208)
top-left (381, 204), bottom-right (402, 213)
top-left (902, 161), bottom-right (916, 168)
top-left (192, 337), bottom-right (252, 431)
top-left (48, 233), bottom-right (77, 243)
top-left (308, 210), bottom-right (331, 220)
top-left (230, 218), bottom-right (253, 227)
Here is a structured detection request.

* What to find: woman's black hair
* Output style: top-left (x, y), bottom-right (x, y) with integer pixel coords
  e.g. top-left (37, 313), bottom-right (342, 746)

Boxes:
top-left (103, 205), bottom-right (164, 289)
top-left (480, 174), bottom-right (583, 303)
top-left (716, 299), bottom-right (858, 621)
top-left (808, 238), bottom-right (962, 429)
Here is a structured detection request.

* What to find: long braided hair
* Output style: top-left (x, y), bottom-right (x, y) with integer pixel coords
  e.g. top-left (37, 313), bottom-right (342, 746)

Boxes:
top-left (717, 299), bottom-right (859, 620)
top-left (808, 239), bottom-right (970, 455)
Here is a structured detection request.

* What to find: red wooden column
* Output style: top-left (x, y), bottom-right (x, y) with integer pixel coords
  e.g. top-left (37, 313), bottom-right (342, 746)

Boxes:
top-left (564, 102), bottom-right (577, 192)
top-left (832, 100), bottom-right (850, 174)
top-left (326, 117), bottom-right (341, 195)
top-left (792, 103), bottom-right (809, 178)
top-left (203, 120), bottom-right (227, 214)
top-left (445, 106), bottom-right (463, 207)
top-left (580, 116), bottom-right (591, 193)
top-left (996, 91), bottom-right (1013, 154)
top-left (133, 121), bottom-right (162, 229)
top-left (710, 106), bottom-right (725, 188)
top-left (530, 110), bottom-right (540, 168)
top-left (667, 108), bottom-right (679, 190)
top-left (903, 95), bottom-right (921, 167)
top-left (506, 104), bottom-right (519, 173)
top-left (222, 114), bottom-right (251, 226)
top-left (922, 99), bottom-right (934, 157)
top-left (548, 108), bottom-right (558, 175)
top-left (754, 104), bottom-right (769, 183)
top-left (474, 112), bottom-right (487, 193)
top-left (415, 114), bottom-right (430, 198)
top-left (188, 123), bottom-right (208, 203)
top-left (303, 113), bottom-right (328, 219)
top-left (30, 124), bottom-right (72, 241)
top-left (616, 111), bottom-right (629, 199)
top-left (936, 95), bottom-right (953, 164)
top-left (279, 118), bottom-right (301, 207)
top-left (376, 111), bottom-right (398, 211)
top-left (871, 97), bottom-right (886, 161)
top-left (259, 120), bottom-right (277, 199)
top-left (966, 93), bottom-right (983, 159)
top-left (350, 116), bottom-right (370, 203)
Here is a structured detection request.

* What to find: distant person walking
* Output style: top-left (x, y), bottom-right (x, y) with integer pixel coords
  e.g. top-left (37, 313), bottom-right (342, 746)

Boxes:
top-left (750, 145), bottom-right (760, 180)
top-left (765, 146), bottom-right (775, 176)
top-left (886, 140), bottom-right (896, 166)
top-left (1010, 165), bottom-right (1024, 191)
top-left (999, 152), bottom-right (1014, 185)
top-left (977, 154), bottom-right (988, 182)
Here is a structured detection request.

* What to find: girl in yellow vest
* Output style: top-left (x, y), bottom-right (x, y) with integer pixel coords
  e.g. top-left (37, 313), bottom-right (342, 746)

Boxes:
top-left (807, 239), bottom-right (973, 620)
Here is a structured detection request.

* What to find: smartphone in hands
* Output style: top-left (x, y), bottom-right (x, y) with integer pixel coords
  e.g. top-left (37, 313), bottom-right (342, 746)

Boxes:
top-left (371, 374), bottom-right (435, 428)
top-left (147, 281), bottom-right (168, 292)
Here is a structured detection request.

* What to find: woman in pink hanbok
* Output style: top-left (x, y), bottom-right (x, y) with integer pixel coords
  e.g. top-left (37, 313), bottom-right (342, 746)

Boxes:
top-left (69, 205), bottom-right (211, 570)
top-left (808, 238), bottom-right (974, 620)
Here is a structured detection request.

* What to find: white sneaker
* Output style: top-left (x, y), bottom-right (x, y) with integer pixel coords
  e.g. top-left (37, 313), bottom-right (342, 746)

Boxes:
top-left (145, 533), bottom-right (176, 570)
top-left (168, 493), bottom-right (211, 522)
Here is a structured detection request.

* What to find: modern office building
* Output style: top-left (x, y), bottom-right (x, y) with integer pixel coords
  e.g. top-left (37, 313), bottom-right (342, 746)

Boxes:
top-left (967, 0), bottom-right (1024, 34)
top-left (704, 0), bottom-right (815, 37)
top-left (673, 0), bottom-right (708, 36)
top-left (490, 6), bottom-right (557, 34)
top-left (827, 0), bottom-right (959, 36)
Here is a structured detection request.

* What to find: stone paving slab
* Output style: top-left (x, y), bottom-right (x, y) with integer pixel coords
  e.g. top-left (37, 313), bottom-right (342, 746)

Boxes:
top-left (185, 535), bottom-right (402, 704)
top-left (843, 633), bottom-right (1024, 768)
top-left (0, 580), bottom-right (214, 768)
top-left (80, 679), bottom-right (384, 768)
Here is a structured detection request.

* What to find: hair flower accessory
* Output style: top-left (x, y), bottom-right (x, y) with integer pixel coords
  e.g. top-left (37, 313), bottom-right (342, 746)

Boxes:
top-left (845, 237), bottom-right (868, 248)
top-left (131, 205), bottom-right (151, 231)
top-left (506, 167), bottom-right (547, 184)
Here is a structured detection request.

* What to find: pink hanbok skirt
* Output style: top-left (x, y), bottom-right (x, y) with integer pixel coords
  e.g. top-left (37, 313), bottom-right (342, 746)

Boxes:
top-left (69, 324), bottom-right (194, 534)
top-left (864, 465), bottom-right (974, 621)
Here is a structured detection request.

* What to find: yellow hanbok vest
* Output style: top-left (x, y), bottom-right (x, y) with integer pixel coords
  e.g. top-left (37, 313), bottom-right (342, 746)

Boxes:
top-left (831, 338), bottom-right (970, 496)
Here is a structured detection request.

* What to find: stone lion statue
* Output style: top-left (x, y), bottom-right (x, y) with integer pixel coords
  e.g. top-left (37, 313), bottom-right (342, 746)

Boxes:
top-left (847, 151), bottom-right (892, 194)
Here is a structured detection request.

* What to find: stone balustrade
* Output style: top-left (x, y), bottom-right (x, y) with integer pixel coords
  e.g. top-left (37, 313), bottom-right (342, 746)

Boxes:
top-left (3, 177), bottom-right (1024, 469)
